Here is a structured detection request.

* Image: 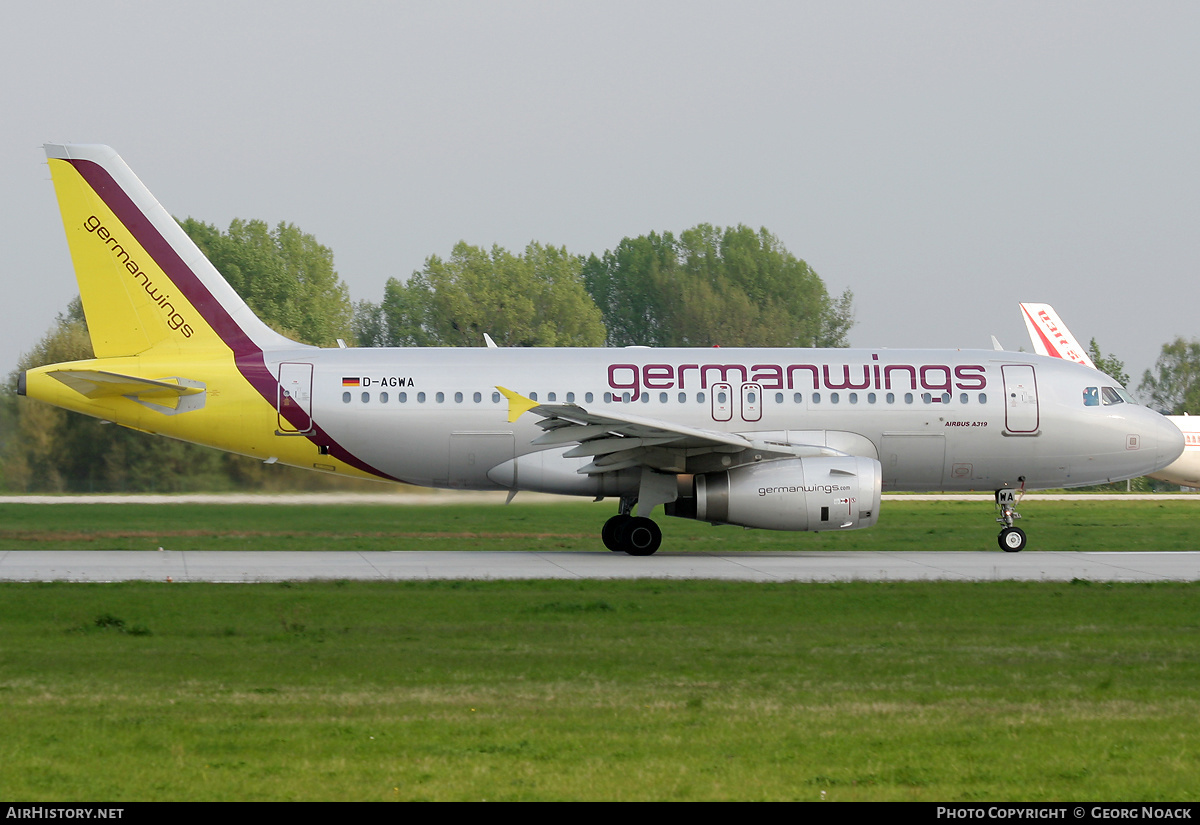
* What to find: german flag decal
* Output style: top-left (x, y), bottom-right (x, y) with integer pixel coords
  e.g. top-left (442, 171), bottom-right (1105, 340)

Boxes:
top-left (342, 377), bottom-right (361, 387)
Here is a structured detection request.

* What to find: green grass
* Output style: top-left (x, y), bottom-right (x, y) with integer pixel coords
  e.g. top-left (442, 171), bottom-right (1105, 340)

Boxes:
top-left (0, 498), bottom-right (1197, 552)
top-left (1, 500), bottom-right (1198, 800)
top-left (0, 580), bottom-right (1197, 800)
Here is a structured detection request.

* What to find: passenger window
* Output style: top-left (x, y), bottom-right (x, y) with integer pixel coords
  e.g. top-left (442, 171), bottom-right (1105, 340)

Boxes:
top-left (342, 392), bottom-right (350, 403)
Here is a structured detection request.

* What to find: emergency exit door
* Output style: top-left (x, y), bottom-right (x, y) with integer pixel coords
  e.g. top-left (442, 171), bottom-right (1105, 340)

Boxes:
top-left (1002, 364), bottom-right (1039, 434)
top-left (277, 362), bottom-right (314, 434)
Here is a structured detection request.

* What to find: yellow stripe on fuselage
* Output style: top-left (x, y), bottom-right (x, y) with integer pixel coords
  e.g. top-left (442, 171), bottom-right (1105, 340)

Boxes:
top-left (22, 355), bottom-right (380, 480)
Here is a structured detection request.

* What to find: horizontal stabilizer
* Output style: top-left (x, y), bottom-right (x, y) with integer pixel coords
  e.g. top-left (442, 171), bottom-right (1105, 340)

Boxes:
top-left (48, 369), bottom-right (204, 399)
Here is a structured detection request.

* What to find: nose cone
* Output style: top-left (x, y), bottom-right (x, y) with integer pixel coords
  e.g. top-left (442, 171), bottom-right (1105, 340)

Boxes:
top-left (1137, 410), bottom-right (1185, 474)
top-left (1146, 410), bottom-right (1186, 472)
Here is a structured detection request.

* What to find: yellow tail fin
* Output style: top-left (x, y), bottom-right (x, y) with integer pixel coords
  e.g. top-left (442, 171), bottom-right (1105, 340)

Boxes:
top-left (44, 144), bottom-right (294, 358)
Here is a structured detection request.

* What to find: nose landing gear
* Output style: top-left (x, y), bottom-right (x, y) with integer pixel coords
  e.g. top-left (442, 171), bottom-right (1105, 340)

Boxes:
top-left (995, 481), bottom-right (1027, 552)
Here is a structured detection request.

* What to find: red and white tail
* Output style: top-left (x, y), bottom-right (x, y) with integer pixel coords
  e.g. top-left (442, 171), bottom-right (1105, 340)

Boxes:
top-left (1019, 303), bottom-right (1096, 369)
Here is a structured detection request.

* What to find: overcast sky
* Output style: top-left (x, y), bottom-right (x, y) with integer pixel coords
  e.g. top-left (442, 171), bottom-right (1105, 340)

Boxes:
top-left (3, 1), bottom-right (1197, 387)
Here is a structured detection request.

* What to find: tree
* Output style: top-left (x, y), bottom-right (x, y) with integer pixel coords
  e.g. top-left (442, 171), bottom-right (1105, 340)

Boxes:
top-left (1087, 338), bottom-right (1130, 387)
top-left (351, 299), bottom-right (387, 348)
top-left (179, 218), bottom-right (353, 346)
top-left (582, 224), bottom-right (853, 348)
top-left (1139, 337), bottom-right (1200, 414)
top-left (381, 241), bottom-right (606, 347)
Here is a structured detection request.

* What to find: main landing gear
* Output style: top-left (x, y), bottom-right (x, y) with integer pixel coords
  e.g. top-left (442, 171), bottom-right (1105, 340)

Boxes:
top-left (602, 497), bottom-right (663, 556)
top-left (995, 482), bottom-right (1027, 552)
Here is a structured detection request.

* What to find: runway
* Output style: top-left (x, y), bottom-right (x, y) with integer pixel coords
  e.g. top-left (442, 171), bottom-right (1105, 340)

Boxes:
top-left (0, 549), bottom-right (1196, 583)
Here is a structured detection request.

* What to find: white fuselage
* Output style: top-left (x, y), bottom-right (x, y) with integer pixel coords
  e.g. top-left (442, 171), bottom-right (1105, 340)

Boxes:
top-left (1148, 415), bottom-right (1200, 488)
top-left (263, 345), bottom-right (1183, 494)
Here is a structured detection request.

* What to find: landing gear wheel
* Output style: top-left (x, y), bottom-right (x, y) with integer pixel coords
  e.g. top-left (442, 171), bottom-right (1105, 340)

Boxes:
top-left (620, 517), bottom-right (662, 556)
top-left (999, 527), bottom-right (1027, 553)
top-left (602, 514), bottom-right (631, 552)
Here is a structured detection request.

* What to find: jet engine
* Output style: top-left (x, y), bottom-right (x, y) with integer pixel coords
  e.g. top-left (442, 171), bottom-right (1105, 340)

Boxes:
top-left (667, 456), bottom-right (882, 531)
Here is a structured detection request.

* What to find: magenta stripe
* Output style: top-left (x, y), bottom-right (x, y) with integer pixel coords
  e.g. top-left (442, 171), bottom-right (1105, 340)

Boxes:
top-left (66, 158), bottom-right (398, 482)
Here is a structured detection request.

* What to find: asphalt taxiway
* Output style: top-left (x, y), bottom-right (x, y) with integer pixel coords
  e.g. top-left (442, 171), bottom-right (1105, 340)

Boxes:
top-left (3, 493), bottom-right (1196, 583)
top-left (0, 549), bottom-right (1196, 583)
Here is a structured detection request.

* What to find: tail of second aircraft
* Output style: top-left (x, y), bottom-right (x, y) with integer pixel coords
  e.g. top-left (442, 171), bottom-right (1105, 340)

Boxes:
top-left (42, 144), bottom-right (297, 358)
top-left (1019, 302), bottom-right (1096, 369)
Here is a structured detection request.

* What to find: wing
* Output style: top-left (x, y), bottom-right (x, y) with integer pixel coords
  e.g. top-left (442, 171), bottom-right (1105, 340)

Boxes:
top-left (496, 386), bottom-right (843, 475)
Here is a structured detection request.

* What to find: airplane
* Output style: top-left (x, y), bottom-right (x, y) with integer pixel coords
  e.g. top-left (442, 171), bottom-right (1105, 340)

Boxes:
top-left (16, 145), bottom-right (1185, 555)
top-left (1020, 302), bottom-right (1200, 489)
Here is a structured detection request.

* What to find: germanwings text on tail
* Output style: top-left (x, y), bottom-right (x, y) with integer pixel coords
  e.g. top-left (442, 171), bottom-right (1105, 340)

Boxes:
top-left (19, 145), bottom-right (1185, 554)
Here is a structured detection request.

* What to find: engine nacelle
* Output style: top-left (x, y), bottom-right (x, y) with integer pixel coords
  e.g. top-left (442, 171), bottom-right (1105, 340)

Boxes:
top-left (668, 456), bottom-right (882, 531)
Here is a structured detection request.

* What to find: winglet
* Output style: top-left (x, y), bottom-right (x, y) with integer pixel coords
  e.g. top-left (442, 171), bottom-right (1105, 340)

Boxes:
top-left (496, 386), bottom-right (538, 423)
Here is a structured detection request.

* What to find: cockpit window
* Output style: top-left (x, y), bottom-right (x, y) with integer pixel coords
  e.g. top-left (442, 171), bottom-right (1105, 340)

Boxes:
top-left (1086, 386), bottom-right (1137, 407)
top-left (1101, 387), bottom-right (1123, 405)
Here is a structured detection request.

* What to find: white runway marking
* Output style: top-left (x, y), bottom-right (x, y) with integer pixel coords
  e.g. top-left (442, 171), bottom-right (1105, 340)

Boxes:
top-left (0, 550), bottom-right (1196, 583)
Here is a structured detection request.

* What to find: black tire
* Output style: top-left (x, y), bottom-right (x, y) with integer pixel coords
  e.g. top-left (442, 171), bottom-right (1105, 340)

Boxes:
top-left (620, 517), bottom-right (662, 556)
top-left (998, 526), bottom-right (1027, 553)
top-left (602, 514), bottom-right (631, 552)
